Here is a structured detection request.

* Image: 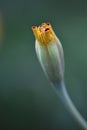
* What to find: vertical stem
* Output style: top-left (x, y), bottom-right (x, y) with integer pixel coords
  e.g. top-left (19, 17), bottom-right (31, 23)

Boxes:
top-left (53, 81), bottom-right (87, 130)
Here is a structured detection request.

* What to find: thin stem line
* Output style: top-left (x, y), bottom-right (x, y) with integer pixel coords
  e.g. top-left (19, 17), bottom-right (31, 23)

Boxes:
top-left (52, 81), bottom-right (87, 130)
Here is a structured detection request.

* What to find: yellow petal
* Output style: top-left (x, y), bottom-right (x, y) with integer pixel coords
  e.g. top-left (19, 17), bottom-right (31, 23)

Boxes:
top-left (32, 23), bottom-right (56, 45)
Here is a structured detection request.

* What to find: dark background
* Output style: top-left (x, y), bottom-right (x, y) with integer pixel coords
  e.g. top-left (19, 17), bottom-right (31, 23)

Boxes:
top-left (0, 0), bottom-right (87, 130)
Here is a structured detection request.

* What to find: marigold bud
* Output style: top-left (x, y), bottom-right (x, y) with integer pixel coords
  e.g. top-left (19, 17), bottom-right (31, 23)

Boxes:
top-left (32, 22), bottom-right (64, 83)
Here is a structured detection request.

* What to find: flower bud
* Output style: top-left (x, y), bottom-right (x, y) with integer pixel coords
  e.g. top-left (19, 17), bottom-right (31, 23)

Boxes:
top-left (32, 23), bottom-right (64, 84)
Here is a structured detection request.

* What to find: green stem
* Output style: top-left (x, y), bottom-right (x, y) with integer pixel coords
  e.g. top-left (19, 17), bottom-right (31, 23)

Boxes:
top-left (52, 81), bottom-right (87, 130)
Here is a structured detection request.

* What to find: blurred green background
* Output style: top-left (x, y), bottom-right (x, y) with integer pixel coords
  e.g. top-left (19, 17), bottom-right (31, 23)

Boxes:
top-left (0, 0), bottom-right (87, 130)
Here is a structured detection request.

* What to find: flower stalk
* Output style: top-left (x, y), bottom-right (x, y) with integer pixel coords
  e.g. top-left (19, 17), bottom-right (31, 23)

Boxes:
top-left (53, 81), bottom-right (87, 130)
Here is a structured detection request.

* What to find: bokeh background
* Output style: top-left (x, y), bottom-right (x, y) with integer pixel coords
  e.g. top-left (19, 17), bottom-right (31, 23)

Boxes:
top-left (0, 0), bottom-right (87, 130)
